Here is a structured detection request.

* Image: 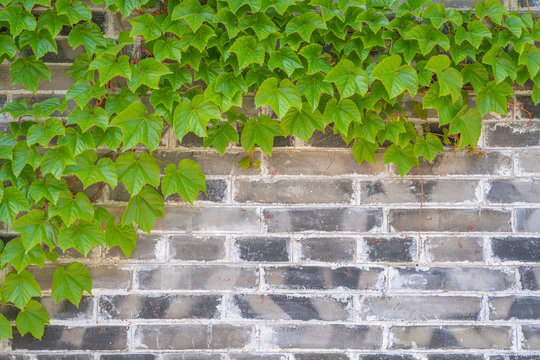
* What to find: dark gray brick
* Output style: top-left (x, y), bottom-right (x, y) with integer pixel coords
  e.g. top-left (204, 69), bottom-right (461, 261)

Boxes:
top-left (522, 325), bottom-right (540, 350)
top-left (406, 151), bottom-right (512, 176)
top-left (264, 207), bottom-right (383, 233)
top-left (299, 237), bottom-right (356, 262)
top-left (264, 266), bottom-right (384, 291)
top-left (491, 237), bottom-right (540, 262)
top-left (424, 236), bottom-right (484, 262)
top-left (234, 236), bottom-right (290, 262)
top-left (36, 356), bottom-right (93, 360)
top-left (2, 296), bottom-right (93, 321)
top-left (390, 326), bottom-right (512, 349)
top-left (167, 179), bottom-right (228, 203)
top-left (31, 265), bottom-right (132, 291)
top-left (234, 179), bottom-right (354, 204)
top-left (295, 354), bottom-right (350, 360)
top-left (160, 356), bottom-right (221, 360)
top-left (359, 296), bottom-right (481, 321)
top-left (261, 324), bottom-right (382, 349)
top-left (516, 150), bottom-right (540, 175)
top-left (389, 267), bottom-right (515, 291)
top-left (361, 179), bottom-right (480, 204)
top-left (516, 208), bottom-right (540, 232)
top-left (100, 356), bottom-right (156, 360)
top-left (389, 208), bottom-right (512, 232)
top-left (487, 180), bottom-right (540, 203)
top-left (168, 235), bottom-right (226, 261)
top-left (490, 356), bottom-right (540, 360)
top-left (154, 207), bottom-right (260, 232)
top-left (490, 296), bottom-right (540, 320)
top-left (429, 355), bottom-right (484, 360)
top-left (12, 326), bottom-right (128, 350)
top-left (134, 324), bottom-right (253, 350)
top-left (307, 127), bottom-right (349, 147)
top-left (40, 39), bottom-right (85, 63)
top-left (155, 151), bottom-right (262, 176)
top-left (359, 356), bottom-right (415, 360)
top-left (0, 65), bottom-right (73, 91)
top-left (265, 150), bottom-right (385, 175)
top-left (105, 233), bottom-right (164, 261)
top-left (99, 294), bottom-right (221, 320)
top-left (137, 265), bottom-right (258, 290)
top-left (230, 294), bottom-right (351, 321)
top-left (516, 95), bottom-right (540, 120)
top-left (485, 122), bottom-right (540, 147)
top-left (229, 356), bottom-right (286, 360)
top-left (520, 266), bottom-right (540, 290)
top-left (363, 237), bottom-right (416, 262)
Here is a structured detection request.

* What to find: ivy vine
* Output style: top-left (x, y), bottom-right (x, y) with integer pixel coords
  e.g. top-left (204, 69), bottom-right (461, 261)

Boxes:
top-left (0, 0), bottom-right (538, 340)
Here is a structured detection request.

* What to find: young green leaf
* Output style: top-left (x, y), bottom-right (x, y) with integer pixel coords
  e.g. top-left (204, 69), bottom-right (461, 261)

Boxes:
top-left (56, 0), bottom-right (91, 24)
top-left (0, 314), bottom-right (12, 340)
top-left (58, 221), bottom-right (105, 256)
top-left (254, 78), bottom-right (302, 119)
top-left (241, 115), bottom-right (283, 155)
top-left (29, 175), bottom-right (68, 204)
top-left (475, 0), bottom-right (506, 25)
top-left (11, 209), bottom-right (56, 251)
top-left (52, 262), bottom-right (92, 306)
top-left (162, 160), bottom-right (206, 203)
top-left (323, 98), bottom-right (361, 135)
top-left (0, 270), bottom-right (41, 309)
top-left (230, 36), bottom-right (266, 70)
top-left (449, 108), bottom-right (482, 149)
top-left (285, 12), bottom-right (327, 42)
top-left (268, 47), bottom-right (303, 76)
top-left (405, 24), bottom-right (450, 55)
top-left (9, 56), bottom-right (51, 93)
top-left (129, 14), bottom-right (161, 41)
top-left (204, 122), bottom-right (239, 155)
top-left (0, 238), bottom-right (47, 272)
top-left (414, 134), bottom-right (443, 162)
top-left (174, 95), bottom-right (221, 140)
top-left (11, 142), bottom-right (41, 176)
top-left (281, 103), bottom-right (325, 142)
top-left (384, 143), bottom-right (419, 177)
top-left (121, 185), bottom-right (164, 233)
top-left (0, 5), bottom-right (36, 36)
top-left (116, 152), bottom-right (160, 196)
top-left (40, 145), bottom-right (76, 179)
top-left (325, 59), bottom-right (368, 98)
top-left (49, 192), bottom-right (94, 226)
top-left (57, 128), bottom-right (96, 157)
top-left (371, 55), bottom-right (418, 98)
top-left (461, 63), bottom-right (489, 92)
top-left (89, 54), bottom-right (131, 87)
top-left (0, 187), bottom-right (29, 224)
top-left (171, 0), bottom-right (214, 32)
top-left (455, 21), bottom-right (491, 48)
top-left (297, 73), bottom-right (334, 112)
top-left (68, 22), bottom-right (106, 54)
top-left (19, 28), bottom-right (57, 58)
top-left (64, 151), bottom-right (118, 189)
top-left (16, 300), bottom-right (50, 340)
top-left (476, 81), bottom-right (513, 115)
top-left (352, 139), bottom-right (379, 164)
top-left (110, 102), bottom-right (163, 151)
top-left (26, 118), bottom-right (65, 146)
top-left (105, 217), bottom-right (137, 258)
top-left (483, 45), bottom-right (517, 83)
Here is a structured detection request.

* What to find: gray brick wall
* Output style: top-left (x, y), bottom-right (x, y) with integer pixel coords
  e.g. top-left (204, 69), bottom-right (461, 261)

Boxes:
top-left (1, 0), bottom-right (540, 359)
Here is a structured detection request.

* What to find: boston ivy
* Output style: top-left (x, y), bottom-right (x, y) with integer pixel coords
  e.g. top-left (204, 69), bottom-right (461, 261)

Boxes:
top-left (0, 0), bottom-right (538, 340)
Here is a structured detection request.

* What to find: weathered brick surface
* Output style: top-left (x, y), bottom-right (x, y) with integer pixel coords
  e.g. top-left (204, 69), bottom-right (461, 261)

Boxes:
top-left (298, 237), bottom-right (356, 262)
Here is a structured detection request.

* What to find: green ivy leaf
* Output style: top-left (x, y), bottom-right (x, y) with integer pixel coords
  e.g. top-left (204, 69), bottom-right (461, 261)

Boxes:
top-left (268, 47), bottom-right (303, 76)
top-left (121, 185), bottom-right (164, 233)
top-left (37, 10), bottom-right (70, 37)
top-left (261, 0), bottom-right (295, 14)
top-left (11, 209), bottom-right (56, 251)
top-left (16, 300), bottom-right (49, 340)
top-left (129, 14), bottom-right (161, 41)
top-left (297, 73), bottom-right (334, 112)
top-left (153, 38), bottom-right (183, 63)
top-left (111, 102), bottom-right (163, 151)
top-left (475, 0), bottom-right (506, 25)
top-left (52, 262), bottom-right (92, 306)
top-left (105, 217), bottom-right (137, 258)
top-left (352, 139), bottom-right (378, 163)
top-left (171, 0), bottom-right (214, 32)
top-left (64, 151), bottom-right (118, 189)
top-left (241, 12), bottom-right (278, 40)
top-left (449, 108), bottom-right (482, 149)
top-left (116, 152), bottom-right (160, 196)
top-left (406, 24), bottom-right (450, 55)
top-left (0, 270), bottom-right (41, 309)
top-left (371, 55), bottom-right (418, 98)
top-left (0, 187), bottom-right (29, 224)
top-left (66, 80), bottom-right (107, 109)
top-left (114, 0), bottom-right (139, 18)
top-left (255, 78), bottom-right (302, 119)
top-left (58, 221), bottom-right (105, 256)
top-left (461, 63), bottom-right (489, 92)
top-left (483, 45), bottom-right (517, 83)
top-left (204, 122), bottom-right (239, 155)
top-left (0, 35), bottom-right (16, 59)
top-left (476, 81), bottom-right (513, 115)
top-left (162, 160), bottom-right (206, 204)
top-left (455, 21), bottom-right (491, 48)
top-left (0, 5), bottom-right (36, 36)
top-left (29, 175), bottom-right (68, 204)
top-left (414, 133), bottom-right (443, 162)
top-left (19, 28), bottom-right (57, 58)
top-left (384, 143), bottom-right (419, 177)
top-left (68, 22), bottom-right (106, 54)
top-left (57, 128), bottom-right (96, 157)
top-left (0, 314), bottom-right (12, 340)
top-left (11, 142), bottom-right (41, 176)
top-left (68, 105), bottom-right (109, 134)
top-left (519, 44), bottom-right (540, 78)
top-left (129, 58), bottom-right (172, 91)
top-left (325, 59), bottom-right (368, 98)
top-left (26, 118), bottom-right (64, 146)
top-left (230, 36), bottom-right (266, 70)
top-left (241, 115), bottom-right (283, 154)
top-left (0, 238), bottom-right (46, 272)
top-left (40, 145), bottom-right (76, 179)
top-left (56, 0), bottom-right (91, 24)
top-left (322, 98), bottom-right (361, 135)
top-left (285, 12), bottom-right (327, 42)
top-left (298, 44), bottom-right (333, 74)
top-left (281, 102), bottom-right (325, 142)
top-left (422, 83), bottom-right (464, 125)
top-left (356, 112), bottom-right (385, 143)
top-left (9, 56), bottom-right (51, 93)
top-left (49, 192), bottom-right (94, 226)
top-left (174, 95), bottom-right (221, 140)
top-left (89, 54), bottom-right (131, 87)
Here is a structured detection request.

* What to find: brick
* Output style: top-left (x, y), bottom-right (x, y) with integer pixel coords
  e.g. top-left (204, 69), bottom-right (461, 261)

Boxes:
top-left (363, 236), bottom-right (416, 262)
top-left (522, 325), bottom-right (540, 350)
top-left (516, 208), bottom-right (540, 232)
top-left (490, 296), bottom-right (540, 320)
top-left (358, 296), bottom-right (481, 321)
top-left (423, 236), bottom-right (484, 262)
top-left (491, 237), bottom-right (540, 262)
top-left (229, 355), bottom-right (286, 360)
top-left (264, 266), bottom-right (384, 291)
top-left (137, 265), bottom-right (258, 290)
top-left (155, 150), bottom-right (262, 176)
top-left (264, 207), bottom-right (383, 233)
top-left (516, 95), bottom-right (540, 120)
top-left (99, 294), bottom-right (221, 320)
top-left (265, 150), bottom-right (385, 175)
top-left (390, 326), bottom-right (512, 350)
top-left (406, 151), bottom-right (512, 176)
top-left (234, 179), bottom-right (354, 204)
top-left (166, 179), bottom-right (228, 203)
top-left (359, 356), bottom-right (415, 360)
top-left (298, 237), bottom-right (356, 263)
top-left (307, 127), bottom-right (349, 147)
top-left (39, 39), bottom-right (85, 63)
top-left (105, 233), bottom-right (164, 261)
top-left (520, 266), bottom-right (540, 290)
top-left (490, 356), bottom-right (540, 360)
top-left (485, 122), bottom-right (540, 147)
top-left (154, 207), bottom-right (260, 232)
top-left (100, 356), bottom-right (156, 360)
top-left (428, 356), bottom-right (484, 360)
top-left (31, 265), bottom-right (132, 291)
top-left (0, 65), bottom-right (73, 91)
top-left (260, 324), bottom-right (382, 349)
top-left (515, 150), bottom-right (540, 175)
top-left (160, 355), bottom-right (221, 360)
top-left (361, 179), bottom-right (480, 204)
top-left (12, 326), bottom-right (128, 350)
top-left (389, 267), bottom-right (515, 291)
top-left (234, 236), bottom-right (290, 262)
top-left (295, 354), bottom-right (350, 360)
top-left (389, 208), bottom-right (512, 232)
top-left (487, 180), bottom-right (540, 203)
top-left (230, 294), bottom-right (351, 321)
top-left (168, 235), bottom-right (226, 261)
top-left (134, 324), bottom-right (253, 350)
top-left (36, 355), bottom-right (93, 360)
top-left (2, 296), bottom-right (93, 321)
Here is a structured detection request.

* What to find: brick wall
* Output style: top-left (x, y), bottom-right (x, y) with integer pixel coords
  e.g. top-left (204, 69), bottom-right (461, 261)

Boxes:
top-left (2, 0), bottom-right (540, 359)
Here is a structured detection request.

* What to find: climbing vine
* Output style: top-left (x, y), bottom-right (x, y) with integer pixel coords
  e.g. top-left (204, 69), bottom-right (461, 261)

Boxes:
top-left (0, 0), bottom-right (538, 340)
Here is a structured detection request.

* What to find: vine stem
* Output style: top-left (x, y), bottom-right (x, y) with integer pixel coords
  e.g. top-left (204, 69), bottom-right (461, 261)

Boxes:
top-left (507, 102), bottom-right (533, 127)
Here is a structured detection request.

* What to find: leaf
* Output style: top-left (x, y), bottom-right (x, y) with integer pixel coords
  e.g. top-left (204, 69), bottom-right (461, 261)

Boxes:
top-left (519, 44), bottom-right (540, 78)
top-left (254, 78), bottom-right (302, 119)
top-left (162, 160), bottom-right (206, 203)
top-left (56, 0), bottom-right (91, 24)
top-left (203, 122), bottom-right (239, 155)
top-left (180, 25), bottom-right (215, 53)
top-left (414, 134), bottom-right (443, 162)
top-left (214, 73), bottom-right (247, 99)
top-left (268, 47), bottom-right (303, 76)
top-left (0, 187), bottom-right (28, 224)
top-left (0, 5), bottom-right (36, 36)
top-left (26, 118), bottom-right (64, 146)
top-left (58, 221), bottom-right (105, 256)
top-left (171, 0), bottom-right (214, 32)
top-left (37, 9), bottom-right (70, 37)
top-left (64, 151), bottom-right (118, 189)
top-left (57, 128), bottom-right (95, 157)
top-left (438, 68), bottom-right (463, 102)
top-left (110, 102), bottom-right (163, 151)
top-left (68, 22), bottom-right (106, 54)
top-left (298, 44), bottom-right (333, 74)
top-left (281, 102), bottom-right (325, 142)
top-left (455, 21), bottom-right (491, 48)
top-left (105, 217), bottom-right (137, 258)
top-left (483, 45), bottom-right (517, 83)
top-left (52, 262), bottom-right (92, 306)
top-left (66, 81), bottom-right (107, 109)
top-left (16, 300), bottom-right (49, 339)
top-left (422, 83), bottom-right (464, 125)
top-left (19, 28), bottom-right (57, 58)
top-left (0, 314), bottom-right (12, 340)
top-left (116, 152), bottom-right (160, 196)
top-left (384, 143), bottom-right (419, 177)
top-left (450, 108), bottom-right (482, 149)
top-left (230, 36), bottom-right (266, 70)
top-left (129, 14), bottom-right (161, 41)
top-left (121, 186), bottom-right (164, 233)
top-left (49, 192), bottom-right (94, 226)
top-left (67, 106), bottom-right (109, 133)
top-left (29, 175), bottom-right (67, 204)
top-left (352, 139), bottom-right (378, 163)
top-left (115, 0), bottom-right (139, 18)
top-left (325, 59), bottom-right (368, 98)
top-left (371, 55), bottom-right (418, 98)
top-left (241, 115), bottom-right (283, 155)
top-left (9, 56), bottom-right (51, 93)
top-left (240, 12), bottom-right (277, 40)
top-left (425, 55), bottom-right (451, 75)
top-left (285, 12), bottom-right (327, 42)
top-left (0, 133), bottom-right (16, 161)
top-left (173, 95), bottom-right (221, 140)
top-left (406, 25), bottom-right (450, 55)
top-left (475, 0), bottom-right (506, 25)
top-left (88, 54), bottom-right (131, 87)
top-left (40, 145), bottom-right (76, 179)
top-left (261, 0), bottom-right (295, 14)
top-left (1, 238), bottom-right (46, 272)
top-left (322, 98), bottom-right (361, 135)
top-left (461, 63), bottom-right (489, 92)
top-left (11, 142), bottom-right (41, 176)
top-left (0, 270), bottom-right (41, 309)
top-left (153, 38), bottom-right (183, 63)
top-left (476, 81), bottom-right (513, 116)
top-left (356, 112), bottom-right (385, 143)
top-left (11, 209), bottom-right (55, 251)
